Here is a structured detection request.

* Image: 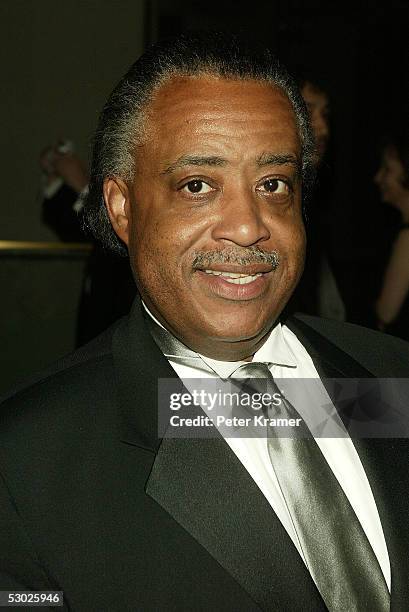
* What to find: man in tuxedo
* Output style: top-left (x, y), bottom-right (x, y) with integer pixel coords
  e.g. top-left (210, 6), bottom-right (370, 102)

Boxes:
top-left (1, 34), bottom-right (408, 611)
top-left (39, 144), bottom-right (135, 345)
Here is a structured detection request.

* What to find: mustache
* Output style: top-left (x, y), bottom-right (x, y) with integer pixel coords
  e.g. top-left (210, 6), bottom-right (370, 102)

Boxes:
top-left (192, 247), bottom-right (280, 269)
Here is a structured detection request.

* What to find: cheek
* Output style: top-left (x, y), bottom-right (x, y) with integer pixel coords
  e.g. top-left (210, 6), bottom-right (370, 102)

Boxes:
top-left (128, 214), bottom-right (196, 294)
top-left (278, 220), bottom-right (306, 266)
top-left (132, 231), bottom-right (176, 288)
top-left (283, 226), bottom-right (306, 288)
top-left (297, 225), bottom-right (307, 262)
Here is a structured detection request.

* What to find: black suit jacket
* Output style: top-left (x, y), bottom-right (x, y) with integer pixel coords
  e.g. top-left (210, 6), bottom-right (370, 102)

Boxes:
top-left (1, 300), bottom-right (409, 611)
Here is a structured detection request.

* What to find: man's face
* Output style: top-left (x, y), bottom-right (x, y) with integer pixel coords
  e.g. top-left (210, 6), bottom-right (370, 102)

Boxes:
top-left (113, 76), bottom-right (305, 360)
top-left (301, 82), bottom-right (330, 162)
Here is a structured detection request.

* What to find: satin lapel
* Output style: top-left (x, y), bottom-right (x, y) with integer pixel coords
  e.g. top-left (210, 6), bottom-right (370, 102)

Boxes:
top-left (112, 299), bottom-right (179, 452)
top-left (145, 432), bottom-right (326, 611)
top-left (287, 316), bottom-right (409, 606)
top-left (113, 301), bottom-right (326, 611)
top-left (286, 316), bottom-right (374, 379)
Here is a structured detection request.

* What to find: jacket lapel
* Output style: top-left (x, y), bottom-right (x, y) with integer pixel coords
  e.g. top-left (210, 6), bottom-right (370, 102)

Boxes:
top-left (287, 315), bottom-right (409, 608)
top-left (286, 315), bottom-right (374, 379)
top-left (145, 434), bottom-right (327, 611)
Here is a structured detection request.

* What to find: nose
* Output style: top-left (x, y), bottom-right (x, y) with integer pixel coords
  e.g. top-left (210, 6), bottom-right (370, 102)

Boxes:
top-left (211, 186), bottom-right (271, 247)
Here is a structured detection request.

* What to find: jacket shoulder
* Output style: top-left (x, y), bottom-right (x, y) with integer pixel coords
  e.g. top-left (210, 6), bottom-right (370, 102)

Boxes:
top-left (292, 314), bottom-right (409, 376)
top-left (0, 321), bottom-right (120, 423)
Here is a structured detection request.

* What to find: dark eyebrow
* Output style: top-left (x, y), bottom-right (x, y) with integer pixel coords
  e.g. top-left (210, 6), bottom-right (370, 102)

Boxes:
top-left (256, 152), bottom-right (302, 176)
top-left (161, 155), bottom-right (227, 175)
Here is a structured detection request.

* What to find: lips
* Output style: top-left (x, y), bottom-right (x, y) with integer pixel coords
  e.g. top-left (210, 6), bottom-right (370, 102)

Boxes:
top-left (202, 270), bottom-right (262, 285)
top-left (195, 262), bottom-right (273, 274)
top-left (195, 266), bottom-right (272, 300)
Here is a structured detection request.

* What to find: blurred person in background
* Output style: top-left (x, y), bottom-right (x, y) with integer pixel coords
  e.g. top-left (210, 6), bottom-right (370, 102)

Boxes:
top-left (40, 140), bottom-right (89, 242)
top-left (374, 134), bottom-right (409, 341)
top-left (289, 75), bottom-right (346, 321)
top-left (301, 79), bottom-right (330, 164)
top-left (40, 141), bottom-right (135, 345)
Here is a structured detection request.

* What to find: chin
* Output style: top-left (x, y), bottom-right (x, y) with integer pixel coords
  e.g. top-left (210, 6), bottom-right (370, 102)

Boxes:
top-left (200, 307), bottom-right (277, 343)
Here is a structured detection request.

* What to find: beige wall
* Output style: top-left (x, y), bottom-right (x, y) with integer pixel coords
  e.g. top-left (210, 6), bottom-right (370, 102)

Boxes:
top-left (0, 252), bottom-right (88, 394)
top-left (0, 1), bottom-right (145, 393)
top-left (0, 0), bottom-right (145, 240)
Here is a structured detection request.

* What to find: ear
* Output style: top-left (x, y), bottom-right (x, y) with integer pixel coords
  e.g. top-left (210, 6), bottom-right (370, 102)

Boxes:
top-left (103, 177), bottom-right (131, 246)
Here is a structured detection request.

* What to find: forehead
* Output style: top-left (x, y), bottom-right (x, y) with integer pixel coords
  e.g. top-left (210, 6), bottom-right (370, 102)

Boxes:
top-left (139, 75), bottom-right (301, 165)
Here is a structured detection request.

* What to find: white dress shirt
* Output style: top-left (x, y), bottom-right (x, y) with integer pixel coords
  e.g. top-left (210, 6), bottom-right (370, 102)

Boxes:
top-left (144, 304), bottom-right (391, 590)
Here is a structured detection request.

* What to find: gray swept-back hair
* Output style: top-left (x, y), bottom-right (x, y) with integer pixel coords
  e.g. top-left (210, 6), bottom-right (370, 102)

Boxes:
top-left (83, 32), bottom-right (316, 256)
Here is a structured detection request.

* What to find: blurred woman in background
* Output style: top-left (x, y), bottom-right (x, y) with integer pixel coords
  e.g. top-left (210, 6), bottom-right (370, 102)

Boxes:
top-left (374, 135), bottom-right (409, 340)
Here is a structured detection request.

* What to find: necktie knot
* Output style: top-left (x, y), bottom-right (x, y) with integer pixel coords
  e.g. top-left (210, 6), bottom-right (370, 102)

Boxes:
top-left (229, 362), bottom-right (279, 420)
top-left (230, 362), bottom-right (272, 380)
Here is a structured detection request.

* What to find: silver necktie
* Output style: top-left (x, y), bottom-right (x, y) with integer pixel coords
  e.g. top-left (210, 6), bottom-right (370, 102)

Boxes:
top-left (231, 362), bottom-right (390, 612)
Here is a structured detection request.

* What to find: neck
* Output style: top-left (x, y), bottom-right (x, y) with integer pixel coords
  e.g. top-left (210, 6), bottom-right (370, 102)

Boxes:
top-left (143, 300), bottom-right (275, 362)
top-left (192, 331), bottom-right (273, 362)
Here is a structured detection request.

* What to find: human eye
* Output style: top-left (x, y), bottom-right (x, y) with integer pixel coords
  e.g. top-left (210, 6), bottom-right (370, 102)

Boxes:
top-left (256, 178), bottom-right (291, 197)
top-left (180, 179), bottom-right (214, 195)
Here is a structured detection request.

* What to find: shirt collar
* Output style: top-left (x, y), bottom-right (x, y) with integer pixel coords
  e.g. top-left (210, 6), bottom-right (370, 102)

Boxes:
top-left (200, 325), bottom-right (298, 378)
top-left (142, 301), bottom-right (298, 378)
